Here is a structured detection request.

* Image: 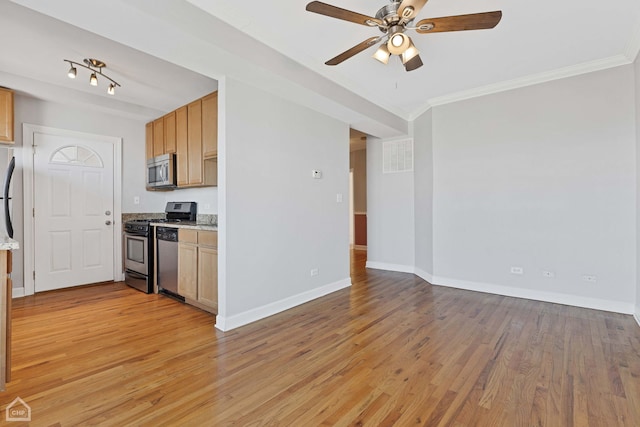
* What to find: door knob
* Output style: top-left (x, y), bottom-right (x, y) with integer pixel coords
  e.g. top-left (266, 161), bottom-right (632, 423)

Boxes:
top-left (105, 220), bottom-right (112, 225)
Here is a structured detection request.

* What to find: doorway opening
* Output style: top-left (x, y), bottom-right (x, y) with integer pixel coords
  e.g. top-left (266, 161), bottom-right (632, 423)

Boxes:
top-left (349, 129), bottom-right (367, 278)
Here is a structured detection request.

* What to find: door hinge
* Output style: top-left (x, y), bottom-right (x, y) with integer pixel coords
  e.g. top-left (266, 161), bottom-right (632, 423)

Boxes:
top-left (33, 271), bottom-right (35, 280)
top-left (33, 208), bottom-right (35, 217)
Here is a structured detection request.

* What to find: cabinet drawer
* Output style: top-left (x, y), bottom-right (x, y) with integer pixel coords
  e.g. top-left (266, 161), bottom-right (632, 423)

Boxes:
top-left (178, 229), bottom-right (198, 244)
top-left (198, 231), bottom-right (217, 248)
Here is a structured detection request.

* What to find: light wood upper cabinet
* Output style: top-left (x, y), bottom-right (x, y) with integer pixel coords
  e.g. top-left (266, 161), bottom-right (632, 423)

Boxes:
top-left (146, 90), bottom-right (217, 190)
top-left (145, 122), bottom-right (154, 161)
top-left (0, 89), bottom-right (14, 144)
top-left (187, 100), bottom-right (203, 185)
top-left (153, 118), bottom-right (164, 157)
top-left (201, 92), bottom-right (218, 159)
top-left (164, 111), bottom-right (176, 154)
top-left (176, 106), bottom-right (188, 187)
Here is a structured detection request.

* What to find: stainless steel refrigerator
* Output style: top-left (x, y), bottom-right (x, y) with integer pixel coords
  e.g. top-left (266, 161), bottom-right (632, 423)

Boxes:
top-left (0, 148), bottom-right (14, 238)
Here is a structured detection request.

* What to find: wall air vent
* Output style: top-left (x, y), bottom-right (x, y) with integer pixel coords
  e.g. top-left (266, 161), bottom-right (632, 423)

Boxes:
top-left (383, 138), bottom-right (413, 173)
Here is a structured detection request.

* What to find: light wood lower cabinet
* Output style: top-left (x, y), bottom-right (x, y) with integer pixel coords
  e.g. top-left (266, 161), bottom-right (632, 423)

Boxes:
top-left (177, 229), bottom-right (218, 314)
top-left (178, 240), bottom-right (198, 301)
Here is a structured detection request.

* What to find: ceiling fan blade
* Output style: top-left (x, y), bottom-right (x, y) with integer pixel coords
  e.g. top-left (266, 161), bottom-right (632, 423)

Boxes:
top-left (404, 54), bottom-right (423, 72)
top-left (416, 11), bottom-right (502, 34)
top-left (325, 37), bottom-right (381, 65)
top-left (397, 0), bottom-right (429, 21)
top-left (306, 1), bottom-right (383, 27)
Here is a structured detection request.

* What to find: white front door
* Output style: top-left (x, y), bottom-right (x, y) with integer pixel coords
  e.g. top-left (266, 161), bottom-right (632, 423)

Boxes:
top-left (33, 132), bottom-right (115, 292)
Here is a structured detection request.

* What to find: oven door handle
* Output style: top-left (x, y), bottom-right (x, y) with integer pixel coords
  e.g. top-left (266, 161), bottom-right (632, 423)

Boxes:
top-left (125, 270), bottom-right (148, 280)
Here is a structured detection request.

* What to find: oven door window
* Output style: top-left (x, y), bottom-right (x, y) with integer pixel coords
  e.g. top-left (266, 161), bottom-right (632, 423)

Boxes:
top-left (125, 235), bottom-right (147, 275)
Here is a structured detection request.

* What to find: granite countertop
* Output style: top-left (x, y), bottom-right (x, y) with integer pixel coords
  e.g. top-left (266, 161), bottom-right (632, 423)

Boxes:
top-left (150, 221), bottom-right (218, 231)
top-left (0, 236), bottom-right (19, 250)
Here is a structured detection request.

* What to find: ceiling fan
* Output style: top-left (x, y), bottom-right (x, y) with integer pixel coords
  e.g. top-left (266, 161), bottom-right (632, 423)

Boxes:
top-left (305, 0), bottom-right (502, 71)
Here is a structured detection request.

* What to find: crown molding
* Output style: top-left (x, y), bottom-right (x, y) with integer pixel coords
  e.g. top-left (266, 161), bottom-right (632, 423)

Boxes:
top-left (407, 55), bottom-right (632, 120)
top-left (624, 19), bottom-right (640, 62)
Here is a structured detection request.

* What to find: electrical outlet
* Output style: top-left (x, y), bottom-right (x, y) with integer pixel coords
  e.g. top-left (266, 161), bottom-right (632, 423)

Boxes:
top-left (510, 267), bottom-right (523, 275)
top-left (310, 268), bottom-right (319, 277)
top-left (336, 193), bottom-right (343, 203)
top-left (582, 275), bottom-right (597, 283)
top-left (542, 271), bottom-right (555, 278)
top-left (312, 170), bottom-right (322, 179)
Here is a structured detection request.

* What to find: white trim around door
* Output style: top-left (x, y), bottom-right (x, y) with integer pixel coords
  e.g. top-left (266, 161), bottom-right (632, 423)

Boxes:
top-left (22, 124), bottom-right (123, 296)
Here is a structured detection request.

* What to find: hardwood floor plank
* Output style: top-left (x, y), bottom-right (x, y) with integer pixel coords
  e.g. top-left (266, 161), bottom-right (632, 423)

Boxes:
top-left (2, 251), bottom-right (640, 426)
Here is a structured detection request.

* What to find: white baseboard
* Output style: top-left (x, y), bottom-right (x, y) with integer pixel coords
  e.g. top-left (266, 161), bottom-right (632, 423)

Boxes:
top-left (12, 287), bottom-right (25, 298)
top-left (430, 275), bottom-right (636, 315)
top-left (634, 311), bottom-right (640, 328)
top-left (215, 277), bottom-right (351, 331)
top-left (414, 268), bottom-right (434, 284)
top-left (365, 261), bottom-right (414, 274)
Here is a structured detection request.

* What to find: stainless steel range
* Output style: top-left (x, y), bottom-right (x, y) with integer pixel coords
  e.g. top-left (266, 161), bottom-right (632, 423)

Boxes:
top-left (123, 202), bottom-right (197, 294)
top-left (123, 219), bottom-right (155, 293)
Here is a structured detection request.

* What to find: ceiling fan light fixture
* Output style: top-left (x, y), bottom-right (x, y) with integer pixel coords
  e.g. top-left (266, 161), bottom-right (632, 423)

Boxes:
top-left (387, 32), bottom-right (410, 55)
top-left (404, 54), bottom-right (423, 72)
top-left (401, 40), bottom-right (420, 64)
top-left (372, 44), bottom-right (391, 64)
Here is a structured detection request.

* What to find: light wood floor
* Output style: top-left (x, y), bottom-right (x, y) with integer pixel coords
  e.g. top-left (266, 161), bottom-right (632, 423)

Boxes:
top-left (3, 250), bottom-right (640, 426)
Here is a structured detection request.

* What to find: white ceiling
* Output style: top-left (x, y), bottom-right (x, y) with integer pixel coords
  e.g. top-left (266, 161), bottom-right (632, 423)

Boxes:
top-left (2, 0), bottom-right (640, 135)
top-left (0, 0), bottom-right (218, 121)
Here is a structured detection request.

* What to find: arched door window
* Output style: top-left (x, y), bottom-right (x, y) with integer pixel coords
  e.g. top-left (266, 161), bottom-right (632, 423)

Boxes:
top-left (49, 145), bottom-right (104, 168)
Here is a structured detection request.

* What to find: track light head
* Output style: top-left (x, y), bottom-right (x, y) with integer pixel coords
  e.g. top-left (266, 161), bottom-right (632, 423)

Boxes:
top-left (89, 72), bottom-right (98, 86)
top-left (107, 83), bottom-right (115, 96)
top-left (67, 66), bottom-right (77, 79)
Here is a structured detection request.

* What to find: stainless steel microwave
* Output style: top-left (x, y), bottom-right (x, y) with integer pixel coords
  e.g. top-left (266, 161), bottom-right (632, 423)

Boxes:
top-left (147, 153), bottom-right (176, 189)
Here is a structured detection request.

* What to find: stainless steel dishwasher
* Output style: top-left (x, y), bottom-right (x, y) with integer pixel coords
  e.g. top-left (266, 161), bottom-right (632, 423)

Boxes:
top-left (156, 226), bottom-right (180, 297)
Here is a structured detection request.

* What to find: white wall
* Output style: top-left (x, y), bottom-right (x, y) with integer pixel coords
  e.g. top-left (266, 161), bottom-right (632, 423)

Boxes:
top-left (432, 66), bottom-right (637, 313)
top-left (366, 137), bottom-right (415, 272)
top-left (217, 78), bottom-right (350, 330)
top-left (635, 55), bottom-right (640, 323)
top-left (413, 110), bottom-right (434, 279)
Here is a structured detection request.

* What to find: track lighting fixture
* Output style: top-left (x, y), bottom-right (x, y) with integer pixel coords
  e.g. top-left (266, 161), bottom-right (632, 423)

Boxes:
top-left (64, 58), bottom-right (121, 95)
